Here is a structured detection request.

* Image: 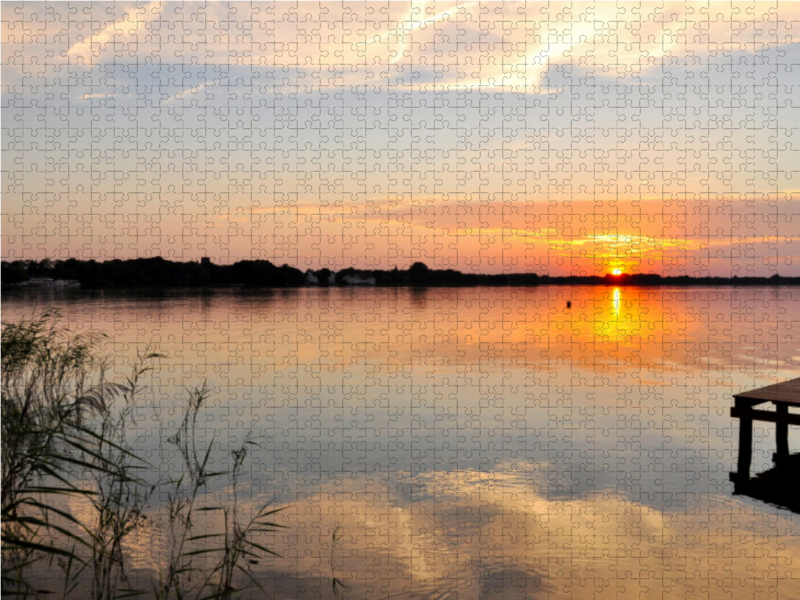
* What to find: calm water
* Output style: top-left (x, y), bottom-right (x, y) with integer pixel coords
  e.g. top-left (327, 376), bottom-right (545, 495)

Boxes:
top-left (4, 286), bottom-right (800, 599)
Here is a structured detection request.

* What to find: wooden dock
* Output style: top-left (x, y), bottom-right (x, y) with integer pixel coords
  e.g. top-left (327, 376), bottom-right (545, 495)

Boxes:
top-left (730, 377), bottom-right (800, 482)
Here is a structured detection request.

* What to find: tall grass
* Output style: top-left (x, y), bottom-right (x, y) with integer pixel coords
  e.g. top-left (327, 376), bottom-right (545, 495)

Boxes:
top-left (152, 385), bottom-right (285, 600)
top-left (1, 313), bottom-right (285, 599)
top-left (1, 310), bottom-right (126, 596)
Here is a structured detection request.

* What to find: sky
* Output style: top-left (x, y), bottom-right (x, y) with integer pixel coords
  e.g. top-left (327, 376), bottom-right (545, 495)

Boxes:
top-left (2, 1), bottom-right (800, 276)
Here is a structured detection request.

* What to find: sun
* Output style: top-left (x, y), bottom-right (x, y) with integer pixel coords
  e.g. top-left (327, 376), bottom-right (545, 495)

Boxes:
top-left (612, 268), bottom-right (622, 276)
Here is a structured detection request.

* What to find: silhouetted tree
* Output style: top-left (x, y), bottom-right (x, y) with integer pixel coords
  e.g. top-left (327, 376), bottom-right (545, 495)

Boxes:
top-left (1, 262), bottom-right (29, 284)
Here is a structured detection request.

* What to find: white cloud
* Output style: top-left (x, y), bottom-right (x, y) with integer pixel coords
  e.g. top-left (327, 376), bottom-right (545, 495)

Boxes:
top-left (163, 79), bottom-right (218, 105)
top-left (65, 1), bottom-right (163, 64)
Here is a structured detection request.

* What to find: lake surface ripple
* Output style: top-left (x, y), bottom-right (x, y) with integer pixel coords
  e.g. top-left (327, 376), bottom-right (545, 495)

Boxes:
top-left (5, 286), bottom-right (800, 599)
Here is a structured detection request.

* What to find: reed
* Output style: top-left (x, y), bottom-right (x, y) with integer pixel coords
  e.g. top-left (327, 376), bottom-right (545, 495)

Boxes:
top-left (1, 313), bottom-right (284, 599)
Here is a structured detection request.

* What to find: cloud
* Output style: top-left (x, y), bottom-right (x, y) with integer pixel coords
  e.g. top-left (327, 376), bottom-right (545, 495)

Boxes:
top-left (35, 2), bottom-right (799, 94)
top-left (163, 79), bottom-right (218, 104)
top-left (66, 2), bottom-right (162, 64)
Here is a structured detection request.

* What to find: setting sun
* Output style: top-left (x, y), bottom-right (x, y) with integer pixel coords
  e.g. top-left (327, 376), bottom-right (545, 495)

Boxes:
top-left (612, 268), bottom-right (622, 276)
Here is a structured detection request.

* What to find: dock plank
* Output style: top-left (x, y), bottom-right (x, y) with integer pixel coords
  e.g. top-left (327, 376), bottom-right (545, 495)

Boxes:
top-left (730, 407), bottom-right (800, 426)
top-left (733, 378), bottom-right (800, 406)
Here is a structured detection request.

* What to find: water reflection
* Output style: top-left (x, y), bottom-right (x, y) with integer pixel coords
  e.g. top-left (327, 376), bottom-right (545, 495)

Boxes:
top-left (4, 286), bottom-right (800, 599)
top-left (732, 455), bottom-right (800, 515)
top-left (119, 467), bottom-right (800, 600)
top-left (591, 286), bottom-right (643, 344)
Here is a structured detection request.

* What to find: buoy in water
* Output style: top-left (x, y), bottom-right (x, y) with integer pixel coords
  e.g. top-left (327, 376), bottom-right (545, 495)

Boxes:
top-left (566, 301), bottom-right (572, 308)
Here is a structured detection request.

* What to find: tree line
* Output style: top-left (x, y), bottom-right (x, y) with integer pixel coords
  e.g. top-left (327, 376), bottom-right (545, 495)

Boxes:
top-left (2, 257), bottom-right (799, 288)
top-left (0, 257), bottom-right (307, 288)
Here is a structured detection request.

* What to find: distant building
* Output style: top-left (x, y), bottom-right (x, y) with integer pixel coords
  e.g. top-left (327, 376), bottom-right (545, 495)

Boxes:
top-left (24, 277), bottom-right (80, 288)
top-left (306, 270), bottom-right (336, 285)
top-left (201, 257), bottom-right (212, 267)
top-left (342, 274), bottom-right (376, 286)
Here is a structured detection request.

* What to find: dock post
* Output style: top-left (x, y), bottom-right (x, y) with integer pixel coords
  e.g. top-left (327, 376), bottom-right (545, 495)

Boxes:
top-left (775, 404), bottom-right (789, 463)
top-left (736, 413), bottom-right (753, 481)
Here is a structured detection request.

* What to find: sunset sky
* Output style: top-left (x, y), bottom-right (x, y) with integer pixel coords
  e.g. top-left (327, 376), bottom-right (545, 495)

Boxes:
top-left (2, 1), bottom-right (800, 276)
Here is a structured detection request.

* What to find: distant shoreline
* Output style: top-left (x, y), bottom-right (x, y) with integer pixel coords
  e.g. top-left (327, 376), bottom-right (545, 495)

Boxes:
top-left (3, 257), bottom-right (800, 289)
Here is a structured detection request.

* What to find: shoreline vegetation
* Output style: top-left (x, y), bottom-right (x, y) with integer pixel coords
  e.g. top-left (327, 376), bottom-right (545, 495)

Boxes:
top-left (1, 313), bottom-right (286, 599)
top-left (3, 257), bottom-right (800, 289)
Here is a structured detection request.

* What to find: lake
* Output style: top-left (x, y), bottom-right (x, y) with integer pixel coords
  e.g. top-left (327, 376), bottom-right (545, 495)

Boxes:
top-left (4, 285), bottom-right (800, 599)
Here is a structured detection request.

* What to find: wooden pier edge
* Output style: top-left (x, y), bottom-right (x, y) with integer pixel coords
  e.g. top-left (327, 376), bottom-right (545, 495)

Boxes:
top-left (730, 377), bottom-right (800, 482)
